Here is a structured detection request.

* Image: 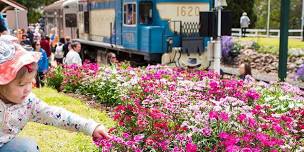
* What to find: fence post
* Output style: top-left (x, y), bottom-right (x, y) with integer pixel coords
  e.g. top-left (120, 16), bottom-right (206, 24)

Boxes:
top-left (278, 0), bottom-right (290, 81)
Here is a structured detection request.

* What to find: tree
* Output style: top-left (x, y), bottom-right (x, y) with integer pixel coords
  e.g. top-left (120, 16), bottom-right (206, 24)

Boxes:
top-left (254, 0), bottom-right (302, 29)
top-left (15, 0), bottom-right (57, 23)
top-left (224, 0), bottom-right (257, 28)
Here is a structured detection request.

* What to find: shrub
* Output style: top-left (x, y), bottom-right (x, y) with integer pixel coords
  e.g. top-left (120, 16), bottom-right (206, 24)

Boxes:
top-left (61, 61), bottom-right (99, 93)
top-left (45, 66), bottom-right (64, 91)
top-left (79, 74), bottom-right (122, 105)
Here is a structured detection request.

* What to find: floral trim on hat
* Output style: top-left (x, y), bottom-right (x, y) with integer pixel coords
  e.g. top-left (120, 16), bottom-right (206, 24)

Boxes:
top-left (0, 38), bottom-right (15, 64)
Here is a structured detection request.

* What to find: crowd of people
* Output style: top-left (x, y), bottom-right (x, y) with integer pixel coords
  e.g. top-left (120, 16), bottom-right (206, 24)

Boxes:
top-left (0, 20), bottom-right (87, 88)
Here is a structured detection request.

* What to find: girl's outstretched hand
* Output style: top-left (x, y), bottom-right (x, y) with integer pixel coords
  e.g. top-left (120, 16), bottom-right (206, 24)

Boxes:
top-left (92, 125), bottom-right (111, 139)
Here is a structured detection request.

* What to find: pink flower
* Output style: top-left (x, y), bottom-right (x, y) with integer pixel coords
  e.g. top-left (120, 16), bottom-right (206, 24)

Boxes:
top-left (237, 114), bottom-right (247, 122)
top-left (256, 132), bottom-right (268, 144)
top-left (186, 142), bottom-right (197, 152)
top-left (246, 89), bottom-right (260, 100)
top-left (241, 148), bottom-right (252, 152)
top-left (226, 145), bottom-right (240, 152)
top-left (122, 133), bottom-right (130, 139)
top-left (272, 124), bottom-right (284, 135)
top-left (219, 112), bottom-right (229, 122)
top-left (209, 111), bottom-right (218, 120)
top-left (248, 118), bottom-right (256, 128)
top-left (134, 134), bottom-right (145, 142)
top-left (219, 132), bottom-right (230, 139)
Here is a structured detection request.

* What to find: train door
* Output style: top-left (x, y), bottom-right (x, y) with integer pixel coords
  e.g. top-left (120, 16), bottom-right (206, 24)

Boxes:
top-left (121, 1), bottom-right (138, 50)
top-left (78, 1), bottom-right (89, 39)
top-left (115, 0), bottom-right (122, 45)
top-left (62, 0), bottom-right (78, 39)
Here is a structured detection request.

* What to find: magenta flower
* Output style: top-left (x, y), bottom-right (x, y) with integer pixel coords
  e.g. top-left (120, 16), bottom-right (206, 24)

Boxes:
top-left (219, 132), bottom-right (230, 139)
top-left (226, 145), bottom-right (240, 152)
top-left (237, 114), bottom-right (247, 122)
top-left (246, 89), bottom-right (260, 100)
top-left (186, 142), bottom-right (197, 152)
top-left (219, 111), bottom-right (229, 122)
top-left (209, 111), bottom-right (218, 120)
top-left (123, 133), bottom-right (130, 139)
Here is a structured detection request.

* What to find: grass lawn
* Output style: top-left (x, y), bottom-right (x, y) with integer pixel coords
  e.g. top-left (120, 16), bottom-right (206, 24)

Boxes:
top-left (237, 37), bottom-right (304, 55)
top-left (20, 88), bottom-right (115, 152)
top-left (239, 37), bottom-right (304, 48)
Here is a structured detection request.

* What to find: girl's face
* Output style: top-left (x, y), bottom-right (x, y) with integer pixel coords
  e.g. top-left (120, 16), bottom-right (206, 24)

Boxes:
top-left (0, 72), bottom-right (35, 104)
top-left (239, 64), bottom-right (245, 75)
top-left (110, 55), bottom-right (117, 63)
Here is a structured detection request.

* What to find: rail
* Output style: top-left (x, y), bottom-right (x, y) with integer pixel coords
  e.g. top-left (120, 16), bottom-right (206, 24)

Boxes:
top-left (231, 28), bottom-right (303, 39)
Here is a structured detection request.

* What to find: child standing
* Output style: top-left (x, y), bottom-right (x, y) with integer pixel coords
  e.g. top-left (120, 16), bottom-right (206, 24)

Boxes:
top-left (0, 36), bottom-right (110, 151)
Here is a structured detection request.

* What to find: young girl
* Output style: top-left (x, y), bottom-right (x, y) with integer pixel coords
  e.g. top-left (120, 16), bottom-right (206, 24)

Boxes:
top-left (0, 36), bottom-right (110, 151)
top-left (239, 62), bottom-right (252, 80)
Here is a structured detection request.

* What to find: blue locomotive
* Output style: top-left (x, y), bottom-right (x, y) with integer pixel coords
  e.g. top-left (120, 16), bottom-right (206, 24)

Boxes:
top-left (45, 0), bottom-right (213, 67)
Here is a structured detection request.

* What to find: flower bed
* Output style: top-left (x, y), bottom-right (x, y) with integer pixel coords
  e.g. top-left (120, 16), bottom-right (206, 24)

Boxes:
top-left (46, 64), bottom-right (304, 152)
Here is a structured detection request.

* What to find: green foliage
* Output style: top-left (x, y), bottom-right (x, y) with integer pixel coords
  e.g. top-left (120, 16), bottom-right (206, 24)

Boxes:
top-left (240, 37), bottom-right (304, 56)
top-left (254, 0), bottom-right (302, 29)
top-left (232, 41), bottom-right (243, 54)
top-left (15, 0), bottom-right (57, 23)
top-left (249, 41), bottom-right (261, 51)
top-left (79, 74), bottom-right (122, 105)
top-left (225, 0), bottom-right (257, 28)
top-left (45, 66), bottom-right (64, 92)
top-left (256, 84), bottom-right (304, 113)
top-left (20, 87), bottom-right (115, 152)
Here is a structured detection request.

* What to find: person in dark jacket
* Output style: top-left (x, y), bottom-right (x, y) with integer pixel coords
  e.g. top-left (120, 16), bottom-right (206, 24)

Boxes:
top-left (20, 34), bottom-right (31, 46)
top-left (63, 37), bottom-right (71, 57)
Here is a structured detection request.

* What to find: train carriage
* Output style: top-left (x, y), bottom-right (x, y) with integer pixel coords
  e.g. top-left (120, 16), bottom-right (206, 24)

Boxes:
top-left (49, 0), bottom-right (213, 67)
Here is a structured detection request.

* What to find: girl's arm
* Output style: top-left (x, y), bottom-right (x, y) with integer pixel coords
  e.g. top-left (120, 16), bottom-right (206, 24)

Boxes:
top-left (29, 95), bottom-right (103, 136)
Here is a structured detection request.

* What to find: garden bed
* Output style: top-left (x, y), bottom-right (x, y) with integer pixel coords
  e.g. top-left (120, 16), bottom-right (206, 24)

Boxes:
top-left (45, 63), bottom-right (304, 152)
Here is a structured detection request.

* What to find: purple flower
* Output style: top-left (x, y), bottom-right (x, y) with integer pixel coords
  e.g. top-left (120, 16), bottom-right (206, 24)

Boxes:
top-left (202, 127), bottom-right (212, 137)
top-left (221, 36), bottom-right (234, 58)
top-left (296, 64), bottom-right (304, 78)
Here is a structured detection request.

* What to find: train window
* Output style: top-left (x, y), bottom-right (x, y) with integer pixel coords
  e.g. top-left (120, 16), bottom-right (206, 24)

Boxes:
top-left (84, 12), bottom-right (89, 33)
top-left (65, 14), bottom-right (77, 27)
top-left (123, 3), bottom-right (136, 25)
top-left (139, 2), bottom-right (152, 25)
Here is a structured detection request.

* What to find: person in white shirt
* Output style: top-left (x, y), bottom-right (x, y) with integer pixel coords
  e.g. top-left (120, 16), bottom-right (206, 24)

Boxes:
top-left (240, 12), bottom-right (250, 37)
top-left (64, 41), bottom-right (82, 66)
